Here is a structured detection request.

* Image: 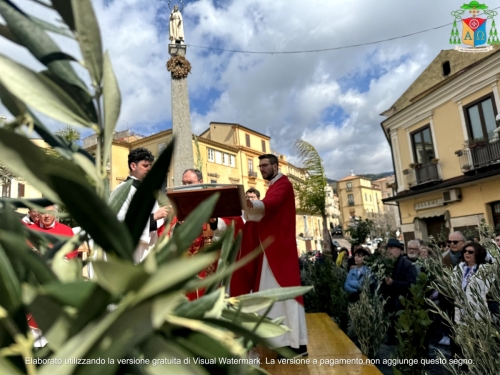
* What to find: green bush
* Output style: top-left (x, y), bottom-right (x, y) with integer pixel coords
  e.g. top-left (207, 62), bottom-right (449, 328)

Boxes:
top-left (425, 224), bottom-right (500, 375)
top-left (0, 2), bottom-right (311, 374)
top-left (348, 281), bottom-right (389, 359)
top-left (393, 272), bottom-right (432, 375)
top-left (300, 257), bottom-right (348, 331)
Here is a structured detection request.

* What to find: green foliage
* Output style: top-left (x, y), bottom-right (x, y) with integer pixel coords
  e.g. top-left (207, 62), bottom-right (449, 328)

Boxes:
top-left (349, 281), bottom-right (390, 359)
top-left (292, 139), bottom-right (326, 216)
top-left (292, 139), bottom-right (331, 253)
top-left (344, 218), bottom-right (374, 244)
top-left (365, 252), bottom-right (395, 280)
top-left (300, 256), bottom-right (349, 331)
top-left (0, 2), bottom-right (312, 373)
top-left (393, 272), bottom-right (432, 375)
top-left (425, 222), bottom-right (500, 375)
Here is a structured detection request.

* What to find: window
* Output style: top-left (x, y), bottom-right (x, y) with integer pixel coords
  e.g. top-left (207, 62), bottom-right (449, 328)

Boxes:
top-left (18, 183), bottom-right (25, 198)
top-left (245, 134), bottom-right (251, 147)
top-left (348, 194), bottom-right (354, 206)
top-left (223, 153), bottom-right (229, 166)
top-left (248, 159), bottom-right (253, 172)
top-left (464, 95), bottom-right (498, 141)
top-left (208, 148), bottom-right (215, 162)
top-left (369, 195), bottom-right (372, 202)
top-left (411, 126), bottom-right (436, 164)
top-left (210, 179), bottom-right (217, 184)
top-left (261, 140), bottom-right (266, 152)
top-left (365, 193), bottom-right (368, 201)
top-left (229, 155), bottom-right (236, 167)
top-left (215, 151), bottom-right (222, 164)
top-left (442, 61), bottom-right (451, 76)
top-left (346, 182), bottom-right (352, 192)
top-left (1, 181), bottom-right (11, 197)
top-left (158, 142), bottom-right (166, 154)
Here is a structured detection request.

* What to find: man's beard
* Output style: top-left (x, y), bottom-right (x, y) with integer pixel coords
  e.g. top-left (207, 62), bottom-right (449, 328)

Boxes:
top-left (264, 171), bottom-right (277, 181)
top-left (407, 253), bottom-right (418, 259)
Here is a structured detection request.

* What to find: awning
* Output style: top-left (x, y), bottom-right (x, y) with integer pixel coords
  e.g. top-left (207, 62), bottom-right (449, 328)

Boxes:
top-left (413, 209), bottom-right (449, 221)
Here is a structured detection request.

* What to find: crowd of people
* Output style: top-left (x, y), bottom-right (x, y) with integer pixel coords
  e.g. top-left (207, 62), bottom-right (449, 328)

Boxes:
top-left (335, 231), bottom-right (500, 362)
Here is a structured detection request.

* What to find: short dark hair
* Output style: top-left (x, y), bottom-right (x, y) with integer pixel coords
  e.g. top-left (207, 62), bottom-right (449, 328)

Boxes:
top-left (259, 154), bottom-right (279, 166)
top-left (462, 242), bottom-right (487, 264)
top-left (183, 169), bottom-right (203, 182)
top-left (246, 188), bottom-right (260, 198)
top-left (351, 243), bottom-right (361, 253)
top-left (128, 148), bottom-right (154, 170)
top-left (354, 248), bottom-right (370, 257)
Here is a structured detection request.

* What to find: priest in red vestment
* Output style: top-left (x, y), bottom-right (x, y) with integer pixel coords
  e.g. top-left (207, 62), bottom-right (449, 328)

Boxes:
top-left (25, 205), bottom-right (78, 259)
top-left (230, 154), bottom-right (308, 356)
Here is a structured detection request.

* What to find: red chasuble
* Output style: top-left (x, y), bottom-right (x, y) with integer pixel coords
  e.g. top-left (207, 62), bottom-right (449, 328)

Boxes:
top-left (27, 222), bottom-right (78, 259)
top-left (167, 216), bottom-right (244, 300)
top-left (231, 175), bottom-right (303, 305)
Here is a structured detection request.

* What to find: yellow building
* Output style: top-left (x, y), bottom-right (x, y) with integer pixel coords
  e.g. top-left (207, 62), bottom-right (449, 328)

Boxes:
top-left (338, 175), bottom-right (382, 231)
top-left (0, 138), bottom-right (49, 200)
top-left (381, 48), bottom-right (500, 242)
top-left (199, 122), bottom-right (272, 194)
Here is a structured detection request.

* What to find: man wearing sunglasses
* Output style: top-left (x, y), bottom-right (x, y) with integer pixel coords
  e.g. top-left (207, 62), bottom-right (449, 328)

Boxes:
top-left (438, 231), bottom-right (467, 346)
top-left (443, 231), bottom-right (466, 268)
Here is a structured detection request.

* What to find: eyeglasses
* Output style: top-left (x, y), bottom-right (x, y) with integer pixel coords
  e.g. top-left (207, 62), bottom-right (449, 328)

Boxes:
top-left (447, 240), bottom-right (463, 245)
top-left (408, 247), bottom-right (419, 251)
top-left (464, 250), bottom-right (475, 255)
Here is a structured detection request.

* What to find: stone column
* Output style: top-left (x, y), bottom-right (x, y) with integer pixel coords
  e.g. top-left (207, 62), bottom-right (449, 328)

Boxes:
top-left (168, 44), bottom-right (194, 186)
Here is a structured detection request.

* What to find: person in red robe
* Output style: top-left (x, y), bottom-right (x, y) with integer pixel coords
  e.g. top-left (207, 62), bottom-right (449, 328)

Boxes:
top-left (164, 169), bottom-right (244, 300)
top-left (23, 205), bottom-right (75, 347)
top-left (230, 154), bottom-right (308, 356)
top-left (26, 205), bottom-right (78, 259)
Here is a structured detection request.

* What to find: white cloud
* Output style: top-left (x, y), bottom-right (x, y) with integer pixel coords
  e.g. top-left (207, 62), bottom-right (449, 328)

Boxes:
top-left (1, 0), bottom-right (463, 178)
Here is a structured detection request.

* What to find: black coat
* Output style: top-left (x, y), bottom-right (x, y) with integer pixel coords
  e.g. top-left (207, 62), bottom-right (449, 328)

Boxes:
top-left (382, 255), bottom-right (417, 312)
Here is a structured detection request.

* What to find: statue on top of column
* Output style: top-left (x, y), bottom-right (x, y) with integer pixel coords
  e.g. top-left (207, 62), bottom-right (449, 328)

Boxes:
top-left (169, 4), bottom-right (185, 44)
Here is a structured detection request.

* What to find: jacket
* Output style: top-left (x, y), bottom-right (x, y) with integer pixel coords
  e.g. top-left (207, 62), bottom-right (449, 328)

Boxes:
top-left (344, 266), bottom-right (369, 294)
top-left (454, 262), bottom-right (490, 323)
top-left (381, 255), bottom-right (417, 312)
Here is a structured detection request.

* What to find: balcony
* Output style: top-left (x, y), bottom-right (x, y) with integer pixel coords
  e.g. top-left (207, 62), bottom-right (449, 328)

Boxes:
top-left (456, 137), bottom-right (500, 173)
top-left (348, 201), bottom-right (354, 206)
top-left (404, 163), bottom-right (441, 189)
top-left (248, 170), bottom-right (258, 178)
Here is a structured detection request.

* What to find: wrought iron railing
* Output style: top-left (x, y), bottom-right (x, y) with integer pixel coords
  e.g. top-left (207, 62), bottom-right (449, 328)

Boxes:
top-left (404, 163), bottom-right (440, 188)
top-left (455, 137), bottom-right (500, 172)
top-left (248, 170), bottom-right (258, 177)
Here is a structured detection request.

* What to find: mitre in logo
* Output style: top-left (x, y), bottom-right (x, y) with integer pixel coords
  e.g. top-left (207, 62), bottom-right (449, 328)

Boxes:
top-left (450, 1), bottom-right (500, 51)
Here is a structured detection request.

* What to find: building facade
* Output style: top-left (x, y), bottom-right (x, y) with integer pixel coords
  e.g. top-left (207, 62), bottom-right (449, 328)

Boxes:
top-left (0, 139), bottom-right (49, 201)
top-left (325, 185), bottom-right (341, 230)
top-left (337, 175), bottom-right (382, 231)
top-left (381, 48), bottom-right (500, 243)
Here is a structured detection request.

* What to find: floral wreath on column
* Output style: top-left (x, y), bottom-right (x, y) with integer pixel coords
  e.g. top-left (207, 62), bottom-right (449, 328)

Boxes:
top-left (167, 56), bottom-right (192, 79)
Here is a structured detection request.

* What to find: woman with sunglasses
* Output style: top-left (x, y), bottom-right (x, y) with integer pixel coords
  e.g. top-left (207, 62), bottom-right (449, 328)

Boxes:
top-left (451, 242), bottom-right (490, 362)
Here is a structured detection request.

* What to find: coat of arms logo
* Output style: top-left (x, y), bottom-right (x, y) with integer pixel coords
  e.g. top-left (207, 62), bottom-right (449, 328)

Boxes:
top-left (450, 1), bottom-right (499, 52)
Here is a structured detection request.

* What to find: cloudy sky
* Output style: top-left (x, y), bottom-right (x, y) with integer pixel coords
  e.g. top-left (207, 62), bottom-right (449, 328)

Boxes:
top-left (0, 0), bottom-right (483, 179)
